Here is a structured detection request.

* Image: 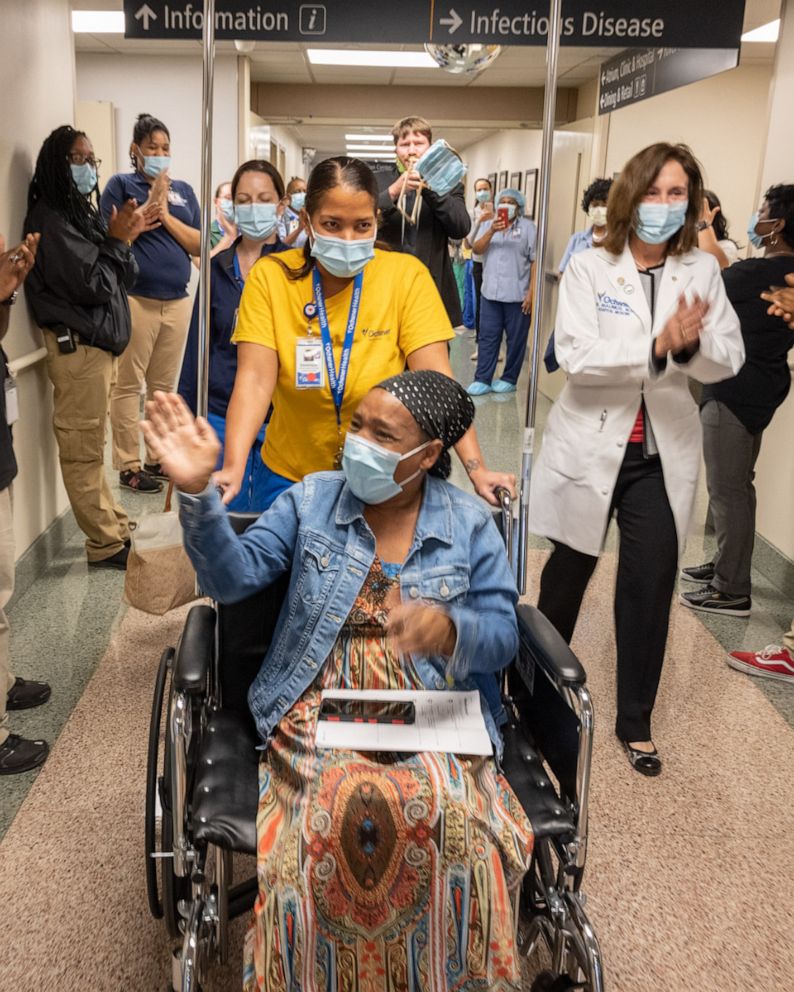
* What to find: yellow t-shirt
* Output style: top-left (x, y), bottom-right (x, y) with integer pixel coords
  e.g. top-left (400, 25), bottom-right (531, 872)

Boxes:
top-left (232, 248), bottom-right (454, 481)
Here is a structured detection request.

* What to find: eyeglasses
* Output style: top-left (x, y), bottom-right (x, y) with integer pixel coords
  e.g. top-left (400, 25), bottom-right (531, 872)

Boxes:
top-left (67, 153), bottom-right (102, 169)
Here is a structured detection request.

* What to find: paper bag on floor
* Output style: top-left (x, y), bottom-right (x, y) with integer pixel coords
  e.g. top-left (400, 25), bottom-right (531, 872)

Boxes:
top-left (124, 483), bottom-right (199, 615)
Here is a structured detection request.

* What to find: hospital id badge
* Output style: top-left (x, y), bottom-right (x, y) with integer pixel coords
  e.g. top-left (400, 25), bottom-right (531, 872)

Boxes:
top-left (295, 337), bottom-right (325, 389)
top-left (4, 375), bottom-right (18, 426)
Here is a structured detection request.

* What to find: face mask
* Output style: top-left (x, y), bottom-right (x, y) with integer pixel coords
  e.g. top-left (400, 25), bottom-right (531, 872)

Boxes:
top-left (235, 202), bottom-right (278, 240)
top-left (588, 205), bottom-right (608, 227)
top-left (70, 163), bottom-right (97, 195)
top-left (219, 198), bottom-right (235, 223)
top-left (634, 200), bottom-right (689, 245)
top-left (342, 433), bottom-right (431, 505)
top-left (503, 203), bottom-right (517, 220)
top-left (415, 139), bottom-right (466, 196)
top-left (309, 226), bottom-right (376, 278)
top-left (747, 211), bottom-right (777, 250)
top-left (142, 155), bottom-right (171, 178)
top-left (475, 189), bottom-right (491, 204)
top-left (290, 192), bottom-right (306, 211)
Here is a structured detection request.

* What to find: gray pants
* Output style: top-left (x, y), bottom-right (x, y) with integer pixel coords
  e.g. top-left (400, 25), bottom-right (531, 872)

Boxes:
top-left (701, 400), bottom-right (762, 597)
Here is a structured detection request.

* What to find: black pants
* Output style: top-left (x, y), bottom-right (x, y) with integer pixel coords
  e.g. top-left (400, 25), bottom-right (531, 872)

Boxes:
top-left (472, 261), bottom-right (483, 341)
top-left (537, 444), bottom-right (678, 741)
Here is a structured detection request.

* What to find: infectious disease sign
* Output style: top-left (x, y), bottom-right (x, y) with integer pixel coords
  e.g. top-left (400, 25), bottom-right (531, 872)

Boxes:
top-left (125, 0), bottom-right (746, 48)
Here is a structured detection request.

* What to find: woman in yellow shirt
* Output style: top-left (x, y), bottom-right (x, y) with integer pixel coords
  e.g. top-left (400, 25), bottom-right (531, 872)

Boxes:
top-left (217, 157), bottom-right (514, 508)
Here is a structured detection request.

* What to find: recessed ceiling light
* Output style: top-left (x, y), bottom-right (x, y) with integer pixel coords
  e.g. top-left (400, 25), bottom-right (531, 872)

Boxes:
top-left (307, 49), bottom-right (437, 68)
top-left (741, 19), bottom-right (780, 42)
top-left (72, 10), bottom-right (125, 33)
top-left (345, 134), bottom-right (393, 142)
top-left (346, 144), bottom-right (396, 153)
top-left (348, 151), bottom-right (395, 160)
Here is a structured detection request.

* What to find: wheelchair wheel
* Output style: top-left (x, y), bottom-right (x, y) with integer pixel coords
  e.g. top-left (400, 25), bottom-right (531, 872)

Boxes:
top-left (146, 647), bottom-right (174, 919)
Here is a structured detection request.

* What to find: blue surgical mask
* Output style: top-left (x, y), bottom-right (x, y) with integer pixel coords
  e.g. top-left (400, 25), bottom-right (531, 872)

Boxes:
top-left (235, 202), bottom-right (278, 240)
top-left (634, 200), bottom-right (689, 244)
top-left (290, 192), bottom-right (306, 211)
top-left (747, 211), bottom-right (776, 250)
top-left (415, 139), bottom-right (466, 197)
top-left (142, 155), bottom-right (171, 178)
top-left (309, 227), bottom-right (376, 278)
top-left (70, 163), bottom-right (97, 195)
top-left (219, 198), bottom-right (235, 223)
top-left (504, 203), bottom-right (517, 220)
top-left (342, 433), bottom-right (430, 505)
top-left (475, 189), bottom-right (490, 204)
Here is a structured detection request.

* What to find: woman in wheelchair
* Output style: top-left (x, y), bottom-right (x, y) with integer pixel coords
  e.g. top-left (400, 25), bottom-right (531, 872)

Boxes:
top-left (143, 370), bottom-right (533, 992)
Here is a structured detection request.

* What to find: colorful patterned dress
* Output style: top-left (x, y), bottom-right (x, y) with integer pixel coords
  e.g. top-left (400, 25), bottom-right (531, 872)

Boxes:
top-left (243, 558), bottom-right (533, 992)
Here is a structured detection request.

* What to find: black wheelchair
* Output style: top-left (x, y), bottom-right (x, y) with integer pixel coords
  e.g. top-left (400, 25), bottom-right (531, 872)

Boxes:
top-left (145, 507), bottom-right (605, 991)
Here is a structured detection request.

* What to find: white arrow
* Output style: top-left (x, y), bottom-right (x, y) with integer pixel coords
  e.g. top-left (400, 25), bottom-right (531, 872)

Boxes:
top-left (440, 8), bottom-right (463, 34)
top-left (135, 4), bottom-right (158, 30)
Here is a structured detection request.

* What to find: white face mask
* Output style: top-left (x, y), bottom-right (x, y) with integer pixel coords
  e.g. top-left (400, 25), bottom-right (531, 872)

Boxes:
top-left (588, 205), bottom-right (608, 227)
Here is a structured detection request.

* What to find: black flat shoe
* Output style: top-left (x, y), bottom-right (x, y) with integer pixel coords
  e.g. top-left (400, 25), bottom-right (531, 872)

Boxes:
top-left (0, 734), bottom-right (49, 775)
top-left (87, 546), bottom-right (129, 571)
top-left (6, 676), bottom-right (51, 711)
top-left (618, 737), bottom-right (662, 777)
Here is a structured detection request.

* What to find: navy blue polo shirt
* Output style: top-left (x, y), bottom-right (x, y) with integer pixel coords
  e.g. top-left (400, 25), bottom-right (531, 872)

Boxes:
top-left (100, 172), bottom-right (200, 300)
top-left (177, 237), bottom-right (288, 419)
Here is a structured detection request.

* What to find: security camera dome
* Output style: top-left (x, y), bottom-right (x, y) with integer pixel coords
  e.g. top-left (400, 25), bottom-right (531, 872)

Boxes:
top-left (424, 43), bottom-right (502, 75)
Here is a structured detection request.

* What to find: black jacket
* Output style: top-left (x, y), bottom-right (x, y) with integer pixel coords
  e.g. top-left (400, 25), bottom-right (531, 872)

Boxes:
top-left (24, 200), bottom-right (138, 356)
top-left (376, 167), bottom-right (471, 326)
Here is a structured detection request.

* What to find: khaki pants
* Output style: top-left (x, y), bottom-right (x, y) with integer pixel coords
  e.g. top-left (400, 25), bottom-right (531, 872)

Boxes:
top-left (44, 334), bottom-right (129, 562)
top-left (110, 295), bottom-right (192, 470)
top-left (0, 485), bottom-right (15, 747)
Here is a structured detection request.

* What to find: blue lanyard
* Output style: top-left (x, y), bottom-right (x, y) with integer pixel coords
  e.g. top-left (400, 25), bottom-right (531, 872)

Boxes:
top-left (232, 252), bottom-right (244, 290)
top-left (312, 267), bottom-right (363, 427)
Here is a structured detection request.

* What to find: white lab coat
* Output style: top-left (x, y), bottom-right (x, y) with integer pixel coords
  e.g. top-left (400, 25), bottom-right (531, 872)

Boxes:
top-left (529, 244), bottom-right (744, 558)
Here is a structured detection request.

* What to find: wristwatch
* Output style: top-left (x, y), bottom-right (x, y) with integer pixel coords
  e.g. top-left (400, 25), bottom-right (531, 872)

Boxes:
top-left (0, 291), bottom-right (18, 306)
top-left (696, 220), bottom-right (710, 232)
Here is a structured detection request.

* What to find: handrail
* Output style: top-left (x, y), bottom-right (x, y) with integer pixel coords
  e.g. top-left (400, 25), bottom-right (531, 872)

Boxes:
top-left (8, 347), bottom-right (47, 375)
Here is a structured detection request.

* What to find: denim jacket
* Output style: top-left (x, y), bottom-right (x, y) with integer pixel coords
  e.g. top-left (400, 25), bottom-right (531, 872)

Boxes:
top-left (179, 472), bottom-right (519, 757)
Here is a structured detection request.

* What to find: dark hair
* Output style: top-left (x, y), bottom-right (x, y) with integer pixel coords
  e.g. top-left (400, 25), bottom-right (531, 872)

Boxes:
top-left (603, 143), bottom-right (704, 256)
top-left (230, 159), bottom-right (285, 201)
top-left (763, 183), bottom-right (794, 250)
top-left (582, 177), bottom-right (613, 212)
top-left (27, 125), bottom-right (105, 244)
top-left (271, 157), bottom-right (379, 281)
top-left (474, 177), bottom-right (492, 189)
top-left (130, 113), bottom-right (170, 168)
top-left (391, 116), bottom-right (433, 145)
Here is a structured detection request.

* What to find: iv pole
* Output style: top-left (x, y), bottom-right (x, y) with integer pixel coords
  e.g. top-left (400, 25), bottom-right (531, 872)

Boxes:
top-left (196, 0), bottom-right (216, 421)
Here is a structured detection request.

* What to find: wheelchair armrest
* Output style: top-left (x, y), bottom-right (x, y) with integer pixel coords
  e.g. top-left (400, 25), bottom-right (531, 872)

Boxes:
top-left (173, 604), bottom-right (217, 694)
top-left (516, 603), bottom-right (586, 689)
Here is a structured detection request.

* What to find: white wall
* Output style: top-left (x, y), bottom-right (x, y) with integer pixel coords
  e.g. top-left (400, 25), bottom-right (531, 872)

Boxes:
top-left (1, 0), bottom-right (75, 556)
top-left (461, 129), bottom-right (544, 207)
top-left (603, 62), bottom-right (773, 258)
top-left (269, 124), bottom-right (306, 186)
top-left (75, 53), bottom-right (241, 201)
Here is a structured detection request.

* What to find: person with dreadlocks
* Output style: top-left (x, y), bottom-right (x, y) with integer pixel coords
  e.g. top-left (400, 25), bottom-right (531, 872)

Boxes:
top-left (101, 113), bottom-right (201, 494)
top-left (24, 124), bottom-right (144, 570)
top-left (142, 370), bottom-right (532, 992)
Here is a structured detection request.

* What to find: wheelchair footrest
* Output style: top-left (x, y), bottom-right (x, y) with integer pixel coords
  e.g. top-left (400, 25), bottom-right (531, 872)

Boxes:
top-left (193, 709), bottom-right (259, 856)
top-left (501, 720), bottom-right (576, 840)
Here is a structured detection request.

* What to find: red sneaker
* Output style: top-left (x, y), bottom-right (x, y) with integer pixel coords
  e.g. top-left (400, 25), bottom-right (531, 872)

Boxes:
top-left (726, 645), bottom-right (794, 683)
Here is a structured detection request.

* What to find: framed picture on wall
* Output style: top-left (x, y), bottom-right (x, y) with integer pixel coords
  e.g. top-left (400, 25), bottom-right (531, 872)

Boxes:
top-left (524, 169), bottom-right (539, 219)
top-left (487, 171), bottom-right (497, 192)
top-left (509, 171), bottom-right (521, 191)
top-left (498, 170), bottom-right (508, 190)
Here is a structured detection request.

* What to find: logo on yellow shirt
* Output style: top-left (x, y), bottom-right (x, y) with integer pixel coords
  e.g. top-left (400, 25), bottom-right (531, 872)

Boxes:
top-left (360, 328), bottom-right (391, 339)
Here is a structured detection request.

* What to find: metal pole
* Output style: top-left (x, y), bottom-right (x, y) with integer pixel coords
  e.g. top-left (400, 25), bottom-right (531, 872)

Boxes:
top-left (517, 0), bottom-right (563, 594)
top-left (196, 0), bottom-right (216, 420)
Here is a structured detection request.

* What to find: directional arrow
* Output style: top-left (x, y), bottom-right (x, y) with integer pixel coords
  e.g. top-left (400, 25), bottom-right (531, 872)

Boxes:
top-left (439, 8), bottom-right (463, 34)
top-left (135, 3), bottom-right (157, 30)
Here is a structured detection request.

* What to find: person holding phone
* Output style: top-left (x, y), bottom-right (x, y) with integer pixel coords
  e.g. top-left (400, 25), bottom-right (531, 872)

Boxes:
top-left (143, 371), bottom-right (533, 992)
top-left (468, 187), bottom-right (537, 395)
top-left (25, 125), bottom-right (144, 570)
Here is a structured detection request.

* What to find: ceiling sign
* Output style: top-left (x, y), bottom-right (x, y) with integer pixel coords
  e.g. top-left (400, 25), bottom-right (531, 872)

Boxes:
top-left (124, 0), bottom-right (746, 49)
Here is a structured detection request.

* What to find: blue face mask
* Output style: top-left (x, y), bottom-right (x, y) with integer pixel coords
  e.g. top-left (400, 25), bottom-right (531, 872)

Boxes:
top-left (634, 200), bottom-right (689, 244)
top-left (475, 189), bottom-right (491, 204)
top-left (142, 155), bottom-right (171, 178)
top-left (747, 211), bottom-right (777, 250)
top-left (342, 433), bottom-right (431, 505)
top-left (415, 139), bottom-right (466, 197)
top-left (290, 192), bottom-right (306, 211)
top-left (70, 163), bottom-right (97, 195)
top-left (219, 198), bottom-right (235, 223)
top-left (235, 202), bottom-right (278, 240)
top-left (309, 227), bottom-right (376, 278)
top-left (503, 203), bottom-right (517, 220)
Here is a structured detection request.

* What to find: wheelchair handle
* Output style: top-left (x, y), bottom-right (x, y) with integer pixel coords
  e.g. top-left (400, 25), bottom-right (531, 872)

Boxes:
top-left (494, 486), bottom-right (514, 570)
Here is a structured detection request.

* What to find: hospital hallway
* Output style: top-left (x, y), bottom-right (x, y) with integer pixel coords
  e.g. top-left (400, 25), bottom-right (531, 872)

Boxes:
top-left (1, 331), bottom-right (792, 992)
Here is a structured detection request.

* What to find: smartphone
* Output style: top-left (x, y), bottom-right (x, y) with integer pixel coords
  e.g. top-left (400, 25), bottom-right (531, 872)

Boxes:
top-left (497, 205), bottom-right (510, 227)
top-left (318, 698), bottom-right (416, 725)
top-left (53, 324), bottom-right (77, 354)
